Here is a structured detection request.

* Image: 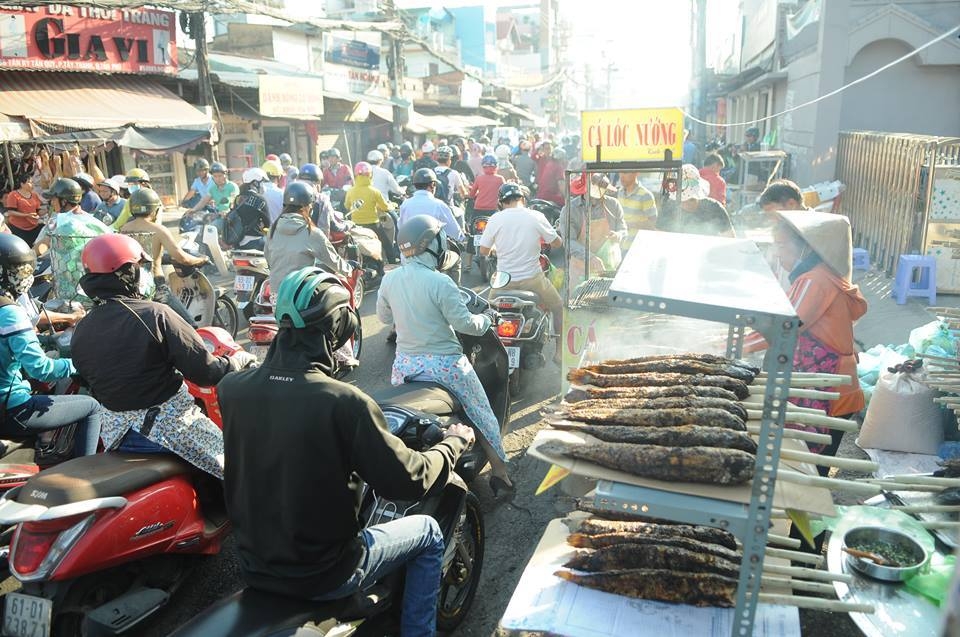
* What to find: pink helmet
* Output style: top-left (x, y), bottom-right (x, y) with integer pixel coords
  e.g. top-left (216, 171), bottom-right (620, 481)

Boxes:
top-left (353, 161), bottom-right (373, 177)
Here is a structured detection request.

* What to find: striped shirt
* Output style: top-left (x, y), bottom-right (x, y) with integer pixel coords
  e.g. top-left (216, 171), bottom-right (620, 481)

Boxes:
top-left (618, 183), bottom-right (658, 236)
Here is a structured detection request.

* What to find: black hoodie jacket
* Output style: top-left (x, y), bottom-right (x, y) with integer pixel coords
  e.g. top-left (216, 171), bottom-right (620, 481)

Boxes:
top-left (217, 329), bottom-right (467, 597)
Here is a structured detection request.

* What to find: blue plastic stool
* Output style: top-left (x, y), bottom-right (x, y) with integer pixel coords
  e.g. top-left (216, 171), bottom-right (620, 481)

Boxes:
top-left (892, 255), bottom-right (936, 305)
top-left (852, 248), bottom-right (870, 271)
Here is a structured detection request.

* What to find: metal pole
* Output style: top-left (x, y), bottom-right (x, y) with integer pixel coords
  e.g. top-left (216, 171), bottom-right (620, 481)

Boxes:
top-left (3, 142), bottom-right (14, 191)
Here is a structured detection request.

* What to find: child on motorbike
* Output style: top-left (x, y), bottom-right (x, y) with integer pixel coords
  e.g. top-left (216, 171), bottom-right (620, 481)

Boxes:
top-left (377, 215), bottom-right (514, 496)
top-left (0, 233), bottom-right (102, 458)
top-left (71, 234), bottom-right (256, 478)
top-left (219, 267), bottom-right (474, 637)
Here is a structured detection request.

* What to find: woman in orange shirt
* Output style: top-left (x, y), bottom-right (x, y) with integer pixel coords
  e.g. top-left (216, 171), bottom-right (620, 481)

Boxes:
top-left (4, 175), bottom-right (43, 246)
top-left (745, 211), bottom-right (867, 469)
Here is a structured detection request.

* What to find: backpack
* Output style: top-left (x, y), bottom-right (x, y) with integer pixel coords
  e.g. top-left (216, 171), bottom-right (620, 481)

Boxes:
top-left (433, 167), bottom-right (453, 205)
top-left (222, 207), bottom-right (245, 247)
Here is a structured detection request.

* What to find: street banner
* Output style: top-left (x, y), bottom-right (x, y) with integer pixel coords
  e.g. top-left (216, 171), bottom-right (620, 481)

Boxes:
top-left (580, 107), bottom-right (685, 163)
top-left (259, 75), bottom-right (325, 118)
top-left (0, 5), bottom-right (176, 74)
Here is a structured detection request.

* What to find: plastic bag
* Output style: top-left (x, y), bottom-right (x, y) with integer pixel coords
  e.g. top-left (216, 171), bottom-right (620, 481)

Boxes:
top-left (859, 367), bottom-right (943, 454)
top-left (596, 239), bottom-right (621, 271)
top-left (909, 320), bottom-right (957, 358)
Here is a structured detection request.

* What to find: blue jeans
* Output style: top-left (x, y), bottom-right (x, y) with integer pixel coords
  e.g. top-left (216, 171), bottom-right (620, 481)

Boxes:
top-left (3, 394), bottom-right (102, 457)
top-left (315, 515), bottom-right (444, 637)
top-left (116, 429), bottom-right (168, 454)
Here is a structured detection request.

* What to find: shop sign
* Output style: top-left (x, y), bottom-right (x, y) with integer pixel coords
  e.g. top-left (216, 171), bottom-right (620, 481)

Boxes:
top-left (580, 107), bottom-right (684, 163)
top-left (258, 75), bottom-right (325, 118)
top-left (0, 5), bottom-right (176, 74)
top-left (322, 30), bottom-right (382, 95)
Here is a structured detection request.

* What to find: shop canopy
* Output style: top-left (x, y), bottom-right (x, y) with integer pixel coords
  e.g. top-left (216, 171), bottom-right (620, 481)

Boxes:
top-left (494, 102), bottom-right (547, 127)
top-left (0, 71), bottom-right (212, 135)
top-left (27, 126), bottom-right (211, 154)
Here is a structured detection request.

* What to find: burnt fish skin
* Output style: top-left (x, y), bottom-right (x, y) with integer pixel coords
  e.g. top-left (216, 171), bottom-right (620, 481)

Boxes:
top-left (555, 568), bottom-right (737, 607)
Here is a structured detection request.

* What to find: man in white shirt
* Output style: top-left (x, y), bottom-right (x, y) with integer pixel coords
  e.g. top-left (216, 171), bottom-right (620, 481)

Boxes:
top-left (478, 183), bottom-right (563, 362)
top-left (261, 159), bottom-right (285, 223)
top-left (367, 150), bottom-right (403, 199)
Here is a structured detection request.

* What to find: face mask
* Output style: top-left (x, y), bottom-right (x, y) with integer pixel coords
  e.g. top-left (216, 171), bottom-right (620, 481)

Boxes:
top-left (137, 266), bottom-right (156, 298)
top-left (127, 184), bottom-right (140, 193)
top-left (7, 263), bottom-right (34, 298)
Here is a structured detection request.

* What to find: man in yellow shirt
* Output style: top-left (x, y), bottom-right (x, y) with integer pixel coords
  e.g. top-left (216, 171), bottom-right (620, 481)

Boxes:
top-left (617, 171), bottom-right (658, 248)
top-left (344, 161), bottom-right (396, 272)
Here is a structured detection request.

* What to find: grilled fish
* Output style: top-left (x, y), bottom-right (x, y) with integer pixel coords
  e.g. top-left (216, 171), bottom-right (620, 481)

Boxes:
top-left (560, 396), bottom-right (748, 422)
top-left (555, 568), bottom-right (737, 607)
top-left (539, 440), bottom-right (755, 485)
top-left (565, 384), bottom-right (740, 403)
top-left (580, 359), bottom-right (757, 382)
top-left (566, 370), bottom-right (751, 399)
top-left (576, 517), bottom-right (738, 550)
top-left (568, 532), bottom-right (741, 563)
top-left (549, 407), bottom-right (747, 431)
top-left (563, 543), bottom-right (741, 579)
top-left (553, 422), bottom-right (758, 453)
top-left (598, 354), bottom-right (759, 374)
top-left (573, 501), bottom-right (682, 524)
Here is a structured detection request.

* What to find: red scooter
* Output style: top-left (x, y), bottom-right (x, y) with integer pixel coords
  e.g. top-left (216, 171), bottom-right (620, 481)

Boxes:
top-left (0, 327), bottom-right (240, 637)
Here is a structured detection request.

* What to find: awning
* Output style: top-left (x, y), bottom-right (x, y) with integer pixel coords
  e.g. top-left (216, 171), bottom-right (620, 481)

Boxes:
top-left (0, 72), bottom-right (212, 133)
top-left (496, 102), bottom-right (546, 126)
top-left (0, 114), bottom-right (30, 142)
top-left (28, 126), bottom-right (210, 154)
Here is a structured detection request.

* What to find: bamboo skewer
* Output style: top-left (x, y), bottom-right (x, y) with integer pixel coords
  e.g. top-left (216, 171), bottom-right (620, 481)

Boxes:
top-left (747, 386), bottom-right (840, 400)
top-left (755, 372), bottom-right (851, 386)
top-left (746, 425), bottom-right (832, 446)
top-left (779, 470), bottom-right (882, 496)
top-left (884, 474), bottom-right (960, 487)
top-left (763, 546), bottom-right (825, 566)
top-left (778, 448), bottom-right (878, 472)
top-left (759, 577), bottom-right (837, 596)
top-left (762, 563), bottom-right (852, 584)
top-left (859, 480), bottom-right (942, 492)
top-left (757, 594), bottom-right (874, 613)
top-left (741, 400), bottom-right (825, 415)
top-left (747, 410), bottom-right (859, 432)
top-left (766, 533), bottom-right (802, 549)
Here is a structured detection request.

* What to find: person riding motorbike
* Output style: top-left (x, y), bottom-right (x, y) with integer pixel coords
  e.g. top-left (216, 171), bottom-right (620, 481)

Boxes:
top-left (189, 162), bottom-right (238, 216)
top-left (226, 167), bottom-right (273, 251)
top-left (377, 215), bottom-right (513, 496)
top-left (110, 168), bottom-right (160, 230)
top-left (181, 158), bottom-right (212, 209)
top-left (344, 161), bottom-right (396, 269)
top-left (119, 188), bottom-right (206, 326)
top-left (0, 233), bottom-right (102, 458)
top-left (299, 163), bottom-right (350, 237)
top-left (220, 266), bottom-right (474, 637)
top-left (393, 143), bottom-right (415, 178)
top-left (261, 159), bottom-right (285, 222)
top-left (479, 183), bottom-right (564, 363)
top-left (71, 234), bottom-right (256, 478)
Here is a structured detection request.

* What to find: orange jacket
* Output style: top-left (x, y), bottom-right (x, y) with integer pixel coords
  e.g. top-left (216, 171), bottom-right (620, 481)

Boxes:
top-left (746, 263), bottom-right (867, 416)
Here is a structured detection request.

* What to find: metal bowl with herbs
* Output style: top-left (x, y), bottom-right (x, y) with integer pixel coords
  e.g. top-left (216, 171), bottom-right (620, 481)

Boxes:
top-left (842, 526), bottom-right (928, 582)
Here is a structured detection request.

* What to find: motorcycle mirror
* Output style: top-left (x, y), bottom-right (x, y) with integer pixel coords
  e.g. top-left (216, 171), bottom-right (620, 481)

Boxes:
top-left (489, 271), bottom-right (511, 289)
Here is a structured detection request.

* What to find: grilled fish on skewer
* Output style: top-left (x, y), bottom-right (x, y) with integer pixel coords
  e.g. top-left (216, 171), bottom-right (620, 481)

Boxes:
top-left (549, 407), bottom-right (747, 431)
top-left (596, 353), bottom-right (759, 374)
top-left (567, 370), bottom-right (751, 399)
top-left (559, 396), bottom-right (749, 422)
top-left (574, 501), bottom-right (681, 524)
top-left (576, 517), bottom-right (738, 550)
top-left (539, 440), bottom-right (755, 485)
top-left (565, 384), bottom-right (740, 403)
top-left (563, 543), bottom-right (741, 579)
top-left (555, 569), bottom-right (737, 607)
top-left (568, 532), bottom-right (741, 562)
top-left (553, 422), bottom-right (758, 453)
top-left (580, 359), bottom-right (757, 382)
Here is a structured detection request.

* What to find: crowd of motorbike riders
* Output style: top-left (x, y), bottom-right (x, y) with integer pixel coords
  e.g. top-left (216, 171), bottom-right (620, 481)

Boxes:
top-left (0, 129), bottom-right (742, 635)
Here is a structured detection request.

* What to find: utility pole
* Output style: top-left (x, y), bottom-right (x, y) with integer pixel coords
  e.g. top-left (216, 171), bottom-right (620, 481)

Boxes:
top-left (382, 0), bottom-right (407, 143)
top-left (189, 12), bottom-right (211, 109)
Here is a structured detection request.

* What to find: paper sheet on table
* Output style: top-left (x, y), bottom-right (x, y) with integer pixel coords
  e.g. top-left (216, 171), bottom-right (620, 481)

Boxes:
top-left (856, 443), bottom-right (941, 478)
top-left (529, 429), bottom-right (836, 517)
top-left (499, 518), bottom-right (801, 637)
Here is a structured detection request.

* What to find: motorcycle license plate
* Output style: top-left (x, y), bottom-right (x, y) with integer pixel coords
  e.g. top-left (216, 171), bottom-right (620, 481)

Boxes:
top-left (3, 593), bottom-right (52, 637)
top-left (506, 346), bottom-right (521, 370)
top-left (234, 275), bottom-right (255, 292)
top-left (472, 235), bottom-right (483, 247)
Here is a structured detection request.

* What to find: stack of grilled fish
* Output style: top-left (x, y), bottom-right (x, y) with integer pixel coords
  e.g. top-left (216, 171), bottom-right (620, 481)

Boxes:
top-left (544, 353), bottom-right (761, 485)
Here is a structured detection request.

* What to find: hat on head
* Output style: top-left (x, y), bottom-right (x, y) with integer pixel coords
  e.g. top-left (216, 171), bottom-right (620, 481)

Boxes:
top-left (99, 175), bottom-right (126, 193)
top-left (775, 210), bottom-right (853, 281)
top-left (679, 163), bottom-right (708, 202)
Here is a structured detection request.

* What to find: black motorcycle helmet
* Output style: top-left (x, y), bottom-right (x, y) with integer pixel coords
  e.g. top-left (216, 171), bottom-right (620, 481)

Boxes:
top-left (397, 215), bottom-right (459, 272)
top-left (498, 182), bottom-right (526, 206)
top-left (129, 188), bottom-right (162, 217)
top-left (283, 181), bottom-right (317, 208)
top-left (193, 158), bottom-right (210, 172)
top-left (412, 168), bottom-right (439, 188)
top-left (0, 234), bottom-right (36, 299)
top-left (44, 178), bottom-right (83, 206)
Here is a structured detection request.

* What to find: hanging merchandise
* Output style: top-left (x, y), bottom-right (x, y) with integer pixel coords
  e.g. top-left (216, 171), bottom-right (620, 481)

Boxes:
top-left (50, 151), bottom-right (62, 181)
top-left (68, 145), bottom-right (84, 177)
top-left (38, 148), bottom-right (52, 190)
top-left (87, 151), bottom-right (105, 184)
top-left (59, 151), bottom-right (73, 178)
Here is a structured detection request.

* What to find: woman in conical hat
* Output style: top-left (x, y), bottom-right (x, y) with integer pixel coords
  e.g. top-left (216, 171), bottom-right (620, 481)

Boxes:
top-left (746, 211), bottom-right (867, 465)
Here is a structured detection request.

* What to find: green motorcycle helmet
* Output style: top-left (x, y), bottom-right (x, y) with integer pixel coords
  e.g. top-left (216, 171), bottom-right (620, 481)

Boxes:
top-left (128, 187), bottom-right (162, 217)
top-left (274, 267), bottom-right (357, 349)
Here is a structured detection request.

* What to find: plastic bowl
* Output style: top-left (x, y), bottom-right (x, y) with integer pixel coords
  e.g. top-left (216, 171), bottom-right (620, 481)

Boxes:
top-left (843, 526), bottom-right (927, 582)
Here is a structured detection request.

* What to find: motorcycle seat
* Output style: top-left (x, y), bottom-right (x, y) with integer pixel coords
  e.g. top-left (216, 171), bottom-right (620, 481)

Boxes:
top-left (15, 452), bottom-right (195, 507)
top-left (491, 289), bottom-right (540, 304)
top-left (374, 382), bottom-right (461, 417)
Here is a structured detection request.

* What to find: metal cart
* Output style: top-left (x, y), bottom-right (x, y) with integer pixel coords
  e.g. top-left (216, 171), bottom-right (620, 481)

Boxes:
top-left (727, 149), bottom-right (789, 212)
top-left (568, 230), bottom-right (800, 636)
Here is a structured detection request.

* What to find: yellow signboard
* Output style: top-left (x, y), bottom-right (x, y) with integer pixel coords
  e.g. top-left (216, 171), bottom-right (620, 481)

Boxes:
top-left (580, 107), bottom-right (684, 163)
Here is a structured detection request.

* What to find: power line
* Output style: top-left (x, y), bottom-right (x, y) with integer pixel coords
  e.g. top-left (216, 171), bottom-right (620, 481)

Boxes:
top-left (684, 21), bottom-right (960, 128)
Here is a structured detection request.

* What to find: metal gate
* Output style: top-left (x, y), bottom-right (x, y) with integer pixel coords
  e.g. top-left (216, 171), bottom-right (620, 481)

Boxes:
top-left (835, 131), bottom-right (960, 274)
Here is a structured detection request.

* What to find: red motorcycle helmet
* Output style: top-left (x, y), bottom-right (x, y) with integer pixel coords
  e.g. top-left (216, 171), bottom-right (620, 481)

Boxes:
top-left (81, 234), bottom-right (151, 274)
top-left (265, 153), bottom-right (280, 162)
top-left (353, 161), bottom-right (373, 177)
top-left (569, 172), bottom-right (587, 196)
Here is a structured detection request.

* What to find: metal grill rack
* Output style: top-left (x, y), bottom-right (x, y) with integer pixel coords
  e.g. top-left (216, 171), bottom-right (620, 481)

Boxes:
top-left (588, 230), bottom-right (799, 637)
top-left (567, 277), bottom-right (614, 309)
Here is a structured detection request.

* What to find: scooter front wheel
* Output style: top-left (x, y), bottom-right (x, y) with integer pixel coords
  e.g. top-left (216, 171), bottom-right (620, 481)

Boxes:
top-left (437, 492), bottom-right (484, 631)
top-left (212, 295), bottom-right (239, 338)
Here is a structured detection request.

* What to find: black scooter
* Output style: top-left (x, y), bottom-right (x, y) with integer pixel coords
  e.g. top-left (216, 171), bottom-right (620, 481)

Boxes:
top-left (169, 287), bottom-right (509, 637)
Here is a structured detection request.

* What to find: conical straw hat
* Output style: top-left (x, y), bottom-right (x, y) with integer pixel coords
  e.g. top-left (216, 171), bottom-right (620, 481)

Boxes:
top-left (776, 210), bottom-right (853, 280)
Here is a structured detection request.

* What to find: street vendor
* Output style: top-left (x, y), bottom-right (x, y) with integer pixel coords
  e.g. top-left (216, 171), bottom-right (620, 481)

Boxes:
top-left (558, 173), bottom-right (626, 282)
top-left (744, 211), bottom-right (867, 470)
top-left (657, 164), bottom-right (734, 238)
